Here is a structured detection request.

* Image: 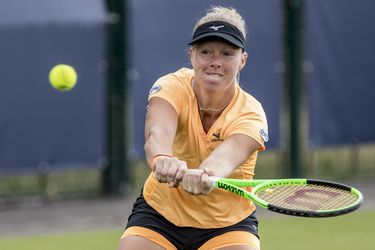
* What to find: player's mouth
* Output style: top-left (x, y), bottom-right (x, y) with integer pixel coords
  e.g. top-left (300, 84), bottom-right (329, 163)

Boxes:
top-left (206, 72), bottom-right (223, 77)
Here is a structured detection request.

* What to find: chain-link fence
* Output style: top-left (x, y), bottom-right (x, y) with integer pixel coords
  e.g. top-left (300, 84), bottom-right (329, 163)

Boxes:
top-left (0, 167), bottom-right (103, 210)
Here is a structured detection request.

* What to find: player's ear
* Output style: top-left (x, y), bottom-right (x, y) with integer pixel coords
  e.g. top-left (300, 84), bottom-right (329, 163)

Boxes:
top-left (239, 51), bottom-right (248, 71)
top-left (189, 46), bottom-right (195, 67)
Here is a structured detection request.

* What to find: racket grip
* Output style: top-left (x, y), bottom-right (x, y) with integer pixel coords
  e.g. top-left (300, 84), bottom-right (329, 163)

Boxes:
top-left (207, 176), bottom-right (219, 187)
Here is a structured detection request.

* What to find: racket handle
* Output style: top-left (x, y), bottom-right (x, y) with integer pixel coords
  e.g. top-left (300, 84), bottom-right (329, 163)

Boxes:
top-left (208, 176), bottom-right (219, 187)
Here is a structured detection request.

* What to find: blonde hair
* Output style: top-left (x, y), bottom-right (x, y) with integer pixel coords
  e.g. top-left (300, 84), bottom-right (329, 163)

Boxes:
top-left (193, 6), bottom-right (247, 41)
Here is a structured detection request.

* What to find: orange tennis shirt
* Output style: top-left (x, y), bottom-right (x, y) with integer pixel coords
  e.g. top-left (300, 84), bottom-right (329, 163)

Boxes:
top-left (144, 68), bottom-right (268, 228)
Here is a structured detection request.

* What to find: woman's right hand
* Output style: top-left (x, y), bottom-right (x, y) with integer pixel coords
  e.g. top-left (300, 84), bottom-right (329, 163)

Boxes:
top-left (153, 156), bottom-right (188, 188)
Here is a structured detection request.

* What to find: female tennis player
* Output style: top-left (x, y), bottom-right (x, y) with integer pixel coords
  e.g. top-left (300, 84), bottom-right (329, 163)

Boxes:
top-left (118, 6), bottom-right (268, 250)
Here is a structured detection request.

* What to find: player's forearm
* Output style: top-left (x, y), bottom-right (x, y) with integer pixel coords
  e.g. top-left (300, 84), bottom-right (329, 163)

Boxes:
top-left (198, 156), bottom-right (236, 178)
top-left (144, 128), bottom-right (174, 164)
top-left (198, 134), bottom-right (260, 177)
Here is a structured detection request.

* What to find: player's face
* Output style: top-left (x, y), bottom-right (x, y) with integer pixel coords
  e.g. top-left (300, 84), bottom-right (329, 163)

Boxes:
top-left (190, 39), bottom-right (247, 92)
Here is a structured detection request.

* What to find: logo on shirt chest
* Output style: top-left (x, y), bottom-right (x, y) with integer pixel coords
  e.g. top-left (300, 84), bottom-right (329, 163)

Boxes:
top-left (210, 132), bottom-right (224, 143)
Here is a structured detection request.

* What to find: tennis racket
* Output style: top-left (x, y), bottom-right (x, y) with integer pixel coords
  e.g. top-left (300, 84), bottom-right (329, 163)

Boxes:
top-left (208, 177), bottom-right (363, 217)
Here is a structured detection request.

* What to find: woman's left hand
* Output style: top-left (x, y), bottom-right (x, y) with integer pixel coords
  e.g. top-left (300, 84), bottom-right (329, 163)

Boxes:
top-left (182, 168), bottom-right (214, 195)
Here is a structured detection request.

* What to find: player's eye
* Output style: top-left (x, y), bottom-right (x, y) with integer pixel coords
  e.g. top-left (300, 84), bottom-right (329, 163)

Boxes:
top-left (223, 50), bottom-right (235, 56)
top-left (200, 49), bottom-right (210, 55)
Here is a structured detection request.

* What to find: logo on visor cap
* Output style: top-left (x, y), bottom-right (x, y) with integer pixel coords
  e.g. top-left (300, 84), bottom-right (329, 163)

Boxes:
top-left (209, 25), bottom-right (224, 31)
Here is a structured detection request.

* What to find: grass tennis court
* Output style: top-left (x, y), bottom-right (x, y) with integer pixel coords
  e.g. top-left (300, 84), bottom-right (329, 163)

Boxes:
top-left (259, 210), bottom-right (375, 250)
top-left (0, 210), bottom-right (373, 250)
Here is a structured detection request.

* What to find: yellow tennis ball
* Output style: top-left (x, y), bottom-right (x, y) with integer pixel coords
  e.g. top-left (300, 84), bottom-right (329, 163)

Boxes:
top-left (49, 64), bottom-right (78, 91)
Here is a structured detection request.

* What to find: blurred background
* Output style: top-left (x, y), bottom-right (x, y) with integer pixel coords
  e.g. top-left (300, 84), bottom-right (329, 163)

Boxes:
top-left (1, 0), bottom-right (374, 204)
top-left (0, 0), bottom-right (374, 249)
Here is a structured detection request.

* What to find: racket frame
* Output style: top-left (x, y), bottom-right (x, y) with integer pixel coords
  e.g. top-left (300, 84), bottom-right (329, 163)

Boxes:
top-left (209, 177), bottom-right (364, 217)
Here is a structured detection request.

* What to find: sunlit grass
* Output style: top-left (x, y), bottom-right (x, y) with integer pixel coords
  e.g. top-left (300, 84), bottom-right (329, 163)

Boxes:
top-left (0, 211), bottom-right (373, 250)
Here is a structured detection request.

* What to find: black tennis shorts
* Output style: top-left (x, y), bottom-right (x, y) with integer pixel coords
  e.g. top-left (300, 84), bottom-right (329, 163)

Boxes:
top-left (125, 190), bottom-right (259, 250)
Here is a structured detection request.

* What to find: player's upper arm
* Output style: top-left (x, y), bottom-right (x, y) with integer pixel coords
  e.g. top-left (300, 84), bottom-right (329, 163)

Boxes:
top-left (144, 97), bottom-right (178, 159)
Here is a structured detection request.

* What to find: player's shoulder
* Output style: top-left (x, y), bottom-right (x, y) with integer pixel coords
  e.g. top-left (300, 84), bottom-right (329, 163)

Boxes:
top-left (238, 87), bottom-right (264, 111)
top-left (149, 68), bottom-right (194, 108)
top-left (156, 67), bottom-right (193, 86)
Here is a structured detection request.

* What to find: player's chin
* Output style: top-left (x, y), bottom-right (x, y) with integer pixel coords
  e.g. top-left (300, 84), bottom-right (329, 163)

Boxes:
top-left (201, 78), bottom-right (224, 90)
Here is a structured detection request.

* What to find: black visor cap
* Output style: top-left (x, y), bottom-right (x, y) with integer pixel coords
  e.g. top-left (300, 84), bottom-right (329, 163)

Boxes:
top-left (189, 21), bottom-right (245, 49)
